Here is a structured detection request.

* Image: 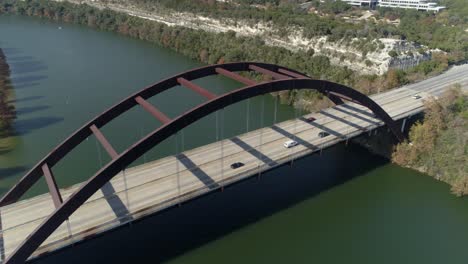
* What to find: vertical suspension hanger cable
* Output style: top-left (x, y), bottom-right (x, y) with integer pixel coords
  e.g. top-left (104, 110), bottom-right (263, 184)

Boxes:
top-left (291, 101), bottom-right (297, 164)
top-left (274, 94), bottom-right (278, 125)
top-left (175, 132), bottom-right (182, 202)
top-left (66, 218), bottom-right (73, 241)
top-left (141, 126), bottom-right (147, 163)
top-left (215, 110), bottom-right (220, 189)
top-left (122, 168), bottom-right (130, 210)
top-left (216, 111), bottom-right (219, 142)
top-left (346, 111), bottom-right (350, 145)
top-left (260, 95), bottom-right (265, 167)
top-left (246, 98), bottom-right (250, 133)
top-left (296, 104), bottom-right (303, 164)
top-left (181, 129), bottom-right (185, 153)
top-left (95, 137), bottom-right (103, 168)
top-left (220, 108), bottom-right (225, 188)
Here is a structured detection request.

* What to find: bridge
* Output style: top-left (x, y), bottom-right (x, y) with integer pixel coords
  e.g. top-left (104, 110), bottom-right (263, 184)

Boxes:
top-left (0, 62), bottom-right (466, 263)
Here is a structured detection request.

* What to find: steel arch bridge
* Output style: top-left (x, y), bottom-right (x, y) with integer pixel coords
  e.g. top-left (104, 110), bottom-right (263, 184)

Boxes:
top-left (1, 62), bottom-right (404, 263)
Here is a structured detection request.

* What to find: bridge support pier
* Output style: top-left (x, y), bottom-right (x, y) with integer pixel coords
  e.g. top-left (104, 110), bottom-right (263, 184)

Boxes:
top-left (401, 118), bottom-right (407, 133)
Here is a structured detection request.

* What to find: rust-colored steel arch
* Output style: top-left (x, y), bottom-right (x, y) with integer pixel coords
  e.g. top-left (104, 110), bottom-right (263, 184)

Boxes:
top-left (0, 62), bottom-right (341, 208)
top-left (3, 63), bottom-right (404, 263)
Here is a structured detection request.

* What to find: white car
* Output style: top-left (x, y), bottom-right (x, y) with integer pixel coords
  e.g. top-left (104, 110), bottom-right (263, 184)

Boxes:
top-left (412, 94), bottom-right (422, 99)
top-left (283, 140), bottom-right (298, 148)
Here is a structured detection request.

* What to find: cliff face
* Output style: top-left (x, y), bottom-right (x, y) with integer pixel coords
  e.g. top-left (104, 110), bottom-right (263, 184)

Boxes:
top-left (56, 0), bottom-right (431, 75)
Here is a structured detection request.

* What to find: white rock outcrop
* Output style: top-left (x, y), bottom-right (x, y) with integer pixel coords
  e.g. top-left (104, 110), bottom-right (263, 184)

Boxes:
top-left (57, 0), bottom-right (431, 75)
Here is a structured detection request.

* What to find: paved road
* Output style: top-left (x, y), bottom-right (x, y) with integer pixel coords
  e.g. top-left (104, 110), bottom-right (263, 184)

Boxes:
top-left (0, 64), bottom-right (466, 262)
top-left (403, 64), bottom-right (468, 95)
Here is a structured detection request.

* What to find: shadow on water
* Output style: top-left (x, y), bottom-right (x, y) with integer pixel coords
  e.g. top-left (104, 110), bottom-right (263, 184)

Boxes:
top-left (0, 146), bottom-right (14, 156)
top-left (1, 48), bottom-right (21, 55)
top-left (35, 144), bottom-right (388, 264)
top-left (6, 56), bottom-right (35, 62)
top-left (9, 60), bottom-right (48, 75)
top-left (14, 116), bottom-right (64, 136)
top-left (11, 75), bottom-right (47, 85)
top-left (12, 82), bottom-right (41, 90)
top-left (15, 105), bottom-right (50, 116)
top-left (0, 166), bottom-right (27, 180)
top-left (2, 47), bottom-right (48, 89)
top-left (8, 95), bottom-right (44, 104)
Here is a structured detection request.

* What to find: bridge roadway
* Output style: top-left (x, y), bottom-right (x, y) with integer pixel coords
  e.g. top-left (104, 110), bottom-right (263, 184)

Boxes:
top-left (0, 64), bottom-right (467, 261)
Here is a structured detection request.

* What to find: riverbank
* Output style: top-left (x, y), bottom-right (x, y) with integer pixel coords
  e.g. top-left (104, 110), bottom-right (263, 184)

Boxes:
top-left (48, 0), bottom-right (431, 76)
top-left (392, 86), bottom-right (468, 196)
top-left (0, 47), bottom-right (15, 139)
top-left (0, 0), bottom-right (455, 113)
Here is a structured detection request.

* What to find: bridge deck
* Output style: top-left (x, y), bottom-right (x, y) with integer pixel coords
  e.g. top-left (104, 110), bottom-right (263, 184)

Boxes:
top-left (0, 84), bottom-right (432, 261)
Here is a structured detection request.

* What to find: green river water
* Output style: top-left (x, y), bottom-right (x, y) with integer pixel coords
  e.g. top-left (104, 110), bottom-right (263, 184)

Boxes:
top-left (1, 15), bottom-right (467, 264)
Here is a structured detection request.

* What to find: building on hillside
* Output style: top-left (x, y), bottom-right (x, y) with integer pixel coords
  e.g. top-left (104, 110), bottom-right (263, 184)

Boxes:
top-left (341, 0), bottom-right (445, 11)
top-left (342, 0), bottom-right (378, 8)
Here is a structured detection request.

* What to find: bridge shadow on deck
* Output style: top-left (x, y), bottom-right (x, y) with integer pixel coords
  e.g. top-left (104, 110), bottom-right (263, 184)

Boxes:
top-left (271, 125), bottom-right (318, 151)
top-left (176, 154), bottom-right (219, 190)
top-left (100, 183), bottom-right (133, 224)
top-left (332, 106), bottom-right (380, 126)
top-left (230, 137), bottom-right (278, 166)
top-left (339, 104), bottom-right (376, 119)
top-left (319, 110), bottom-right (365, 131)
top-left (33, 142), bottom-right (388, 264)
top-left (298, 117), bottom-right (345, 139)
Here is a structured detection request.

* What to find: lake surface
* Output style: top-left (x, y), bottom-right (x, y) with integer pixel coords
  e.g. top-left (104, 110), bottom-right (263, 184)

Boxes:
top-left (1, 15), bottom-right (467, 264)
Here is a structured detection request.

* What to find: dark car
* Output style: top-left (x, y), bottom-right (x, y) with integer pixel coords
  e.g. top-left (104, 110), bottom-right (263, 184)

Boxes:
top-left (306, 116), bottom-right (316, 122)
top-left (230, 162), bottom-right (245, 169)
top-left (318, 131), bottom-right (330, 138)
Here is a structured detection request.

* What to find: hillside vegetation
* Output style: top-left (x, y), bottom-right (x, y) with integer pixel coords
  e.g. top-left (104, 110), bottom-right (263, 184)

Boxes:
top-left (392, 86), bottom-right (468, 196)
top-left (122, 0), bottom-right (467, 61)
top-left (1, 0), bottom-right (462, 112)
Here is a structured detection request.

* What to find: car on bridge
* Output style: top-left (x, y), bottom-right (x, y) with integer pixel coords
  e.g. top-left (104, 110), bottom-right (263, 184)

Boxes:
top-left (230, 162), bottom-right (245, 169)
top-left (318, 131), bottom-right (330, 138)
top-left (283, 140), bottom-right (298, 148)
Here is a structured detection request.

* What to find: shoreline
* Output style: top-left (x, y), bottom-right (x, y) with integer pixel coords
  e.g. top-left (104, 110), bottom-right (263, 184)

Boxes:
top-left (0, 47), bottom-right (15, 140)
top-left (0, 0), bottom-right (458, 113)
